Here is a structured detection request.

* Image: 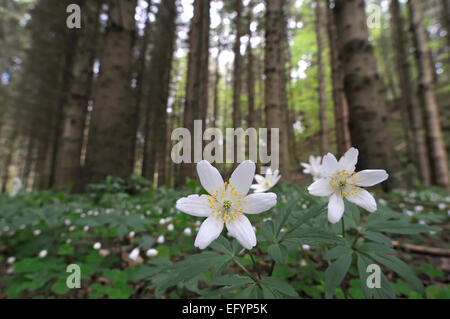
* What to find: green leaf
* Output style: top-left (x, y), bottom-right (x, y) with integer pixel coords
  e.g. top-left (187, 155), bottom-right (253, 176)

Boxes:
top-left (268, 244), bottom-right (288, 264)
top-left (356, 252), bottom-right (395, 299)
top-left (367, 220), bottom-right (438, 234)
top-left (368, 252), bottom-right (424, 296)
top-left (262, 220), bottom-right (275, 242)
top-left (283, 227), bottom-right (346, 247)
top-left (324, 251), bottom-right (352, 298)
top-left (260, 277), bottom-right (299, 298)
top-left (51, 278), bottom-right (70, 295)
top-left (362, 231), bottom-right (393, 247)
top-left (324, 245), bottom-right (352, 260)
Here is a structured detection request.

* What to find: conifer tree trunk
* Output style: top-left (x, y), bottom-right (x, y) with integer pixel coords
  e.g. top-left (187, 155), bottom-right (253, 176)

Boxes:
top-left (84, 0), bottom-right (137, 185)
top-left (326, 0), bottom-right (350, 158)
top-left (316, 0), bottom-right (328, 154)
top-left (333, 0), bottom-right (402, 188)
top-left (54, 0), bottom-right (101, 190)
top-left (390, 0), bottom-right (431, 186)
top-left (264, 0), bottom-right (290, 175)
top-left (142, 0), bottom-right (176, 187)
top-left (409, 0), bottom-right (449, 189)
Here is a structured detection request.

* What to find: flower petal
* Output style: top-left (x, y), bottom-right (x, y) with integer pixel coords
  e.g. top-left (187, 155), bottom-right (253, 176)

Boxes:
top-left (353, 169), bottom-right (389, 187)
top-left (254, 174), bottom-right (265, 184)
top-left (338, 147), bottom-right (358, 173)
top-left (226, 215), bottom-right (256, 250)
top-left (197, 160), bottom-right (225, 195)
top-left (241, 193), bottom-right (277, 214)
top-left (176, 195), bottom-right (211, 217)
top-left (345, 188), bottom-right (377, 212)
top-left (229, 160), bottom-right (256, 195)
top-left (194, 216), bottom-right (224, 249)
top-left (307, 178), bottom-right (334, 196)
top-left (321, 153), bottom-right (339, 176)
top-left (328, 194), bottom-right (345, 224)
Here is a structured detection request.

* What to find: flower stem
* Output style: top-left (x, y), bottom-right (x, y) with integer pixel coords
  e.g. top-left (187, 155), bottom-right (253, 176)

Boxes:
top-left (341, 218), bottom-right (345, 239)
top-left (248, 250), bottom-right (262, 280)
top-left (233, 258), bottom-right (259, 284)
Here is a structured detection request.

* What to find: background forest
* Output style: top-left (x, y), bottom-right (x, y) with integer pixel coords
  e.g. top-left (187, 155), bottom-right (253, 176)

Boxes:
top-left (0, 0), bottom-right (449, 299)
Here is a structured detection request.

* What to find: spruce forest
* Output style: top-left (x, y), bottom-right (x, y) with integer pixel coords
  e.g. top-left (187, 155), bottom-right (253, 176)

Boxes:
top-left (0, 0), bottom-right (449, 300)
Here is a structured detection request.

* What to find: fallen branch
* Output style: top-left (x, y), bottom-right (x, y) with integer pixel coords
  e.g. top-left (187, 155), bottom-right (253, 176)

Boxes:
top-left (392, 241), bottom-right (450, 257)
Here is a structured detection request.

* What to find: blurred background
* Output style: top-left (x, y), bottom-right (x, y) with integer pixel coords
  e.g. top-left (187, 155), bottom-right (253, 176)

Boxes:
top-left (0, 0), bottom-right (449, 192)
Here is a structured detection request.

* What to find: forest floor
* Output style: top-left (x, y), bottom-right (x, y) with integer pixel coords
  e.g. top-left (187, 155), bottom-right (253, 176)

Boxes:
top-left (0, 177), bottom-right (449, 299)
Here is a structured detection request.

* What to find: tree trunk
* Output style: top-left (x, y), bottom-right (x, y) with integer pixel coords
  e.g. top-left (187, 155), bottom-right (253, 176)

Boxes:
top-left (246, 8), bottom-right (255, 129)
top-left (409, 0), bottom-right (449, 189)
top-left (390, 0), bottom-right (431, 187)
top-left (442, 0), bottom-right (450, 50)
top-left (333, 0), bottom-right (402, 189)
top-left (316, 0), bottom-right (328, 154)
top-left (326, 0), bottom-right (351, 158)
top-left (84, 0), bottom-right (137, 185)
top-left (54, 0), bottom-right (101, 190)
top-left (179, 0), bottom-right (210, 184)
top-left (264, 0), bottom-right (290, 175)
top-left (142, 0), bottom-right (176, 187)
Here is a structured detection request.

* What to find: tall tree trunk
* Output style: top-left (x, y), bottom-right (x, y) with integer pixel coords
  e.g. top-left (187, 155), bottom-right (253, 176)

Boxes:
top-left (333, 0), bottom-right (402, 189)
top-left (84, 0), bottom-right (137, 185)
top-left (409, 0), bottom-right (449, 189)
top-left (326, 0), bottom-right (350, 158)
top-left (442, 0), bottom-right (450, 50)
top-left (142, 0), bottom-right (176, 187)
top-left (316, 0), bottom-right (328, 154)
top-left (54, 0), bottom-right (101, 190)
top-left (390, 0), bottom-right (431, 186)
top-left (264, 0), bottom-right (290, 175)
top-left (246, 8), bottom-right (255, 129)
top-left (231, 0), bottom-right (243, 169)
top-left (0, 126), bottom-right (17, 193)
top-left (179, 0), bottom-right (210, 184)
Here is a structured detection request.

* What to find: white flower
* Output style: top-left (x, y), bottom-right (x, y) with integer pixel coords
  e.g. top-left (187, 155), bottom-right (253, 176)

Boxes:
top-left (301, 155), bottom-right (324, 181)
top-left (167, 224), bottom-right (174, 231)
top-left (128, 247), bottom-right (140, 261)
top-left (136, 205), bottom-right (141, 210)
top-left (250, 167), bottom-right (281, 193)
top-left (159, 218), bottom-right (166, 225)
top-left (307, 147), bottom-right (389, 224)
top-left (183, 227), bottom-right (192, 236)
top-left (33, 229), bottom-right (41, 236)
top-left (68, 225), bottom-right (75, 232)
top-left (6, 267), bottom-right (14, 274)
top-left (146, 248), bottom-right (158, 257)
top-left (64, 219), bottom-right (71, 226)
top-left (66, 238), bottom-right (72, 244)
top-left (38, 250), bottom-right (48, 258)
top-left (7, 256), bottom-right (16, 264)
top-left (83, 225), bottom-right (90, 232)
top-left (129, 231), bottom-right (135, 238)
top-left (93, 242), bottom-right (101, 250)
top-left (378, 198), bottom-right (387, 206)
top-left (302, 244), bottom-right (311, 251)
top-left (419, 220), bottom-right (426, 225)
top-left (438, 203), bottom-right (446, 210)
top-left (175, 160), bottom-right (277, 250)
top-left (414, 205), bottom-right (424, 213)
top-left (157, 235), bottom-right (165, 244)
top-left (405, 210), bottom-right (414, 217)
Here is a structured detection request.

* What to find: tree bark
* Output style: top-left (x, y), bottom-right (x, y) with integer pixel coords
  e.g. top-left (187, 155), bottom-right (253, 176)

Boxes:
top-left (54, 0), bottom-right (101, 190)
top-left (390, 0), bottom-right (431, 187)
top-left (84, 0), bottom-right (137, 185)
top-left (316, 0), bottom-right (328, 154)
top-left (326, 0), bottom-right (350, 158)
top-left (264, 0), bottom-right (290, 175)
top-left (333, 0), bottom-right (402, 189)
top-left (142, 0), bottom-right (176, 187)
top-left (409, 0), bottom-right (449, 189)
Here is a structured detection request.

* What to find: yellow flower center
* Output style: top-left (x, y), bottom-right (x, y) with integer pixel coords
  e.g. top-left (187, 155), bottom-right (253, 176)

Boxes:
top-left (208, 181), bottom-right (246, 224)
top-left (329, 170), bottom-right (361, 198)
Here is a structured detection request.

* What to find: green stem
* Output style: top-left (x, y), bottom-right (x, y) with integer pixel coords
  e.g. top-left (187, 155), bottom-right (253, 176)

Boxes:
top-left (233, 258), bottom-right (259, 284)
top-left (248, 250), bottom-right (261, 280)
top-left (341, 218), bottom-right (345, 239)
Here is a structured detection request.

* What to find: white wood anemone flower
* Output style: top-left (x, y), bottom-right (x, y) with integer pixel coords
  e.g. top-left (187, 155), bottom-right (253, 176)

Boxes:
top-left (250, 167), bottom-right (281, 193)
top-left (307, 147), bottom-right (389, 224)
top-left (176, 160), bottom-right (277, 250)
top-left (301, 155), bottom-right (324, 181)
